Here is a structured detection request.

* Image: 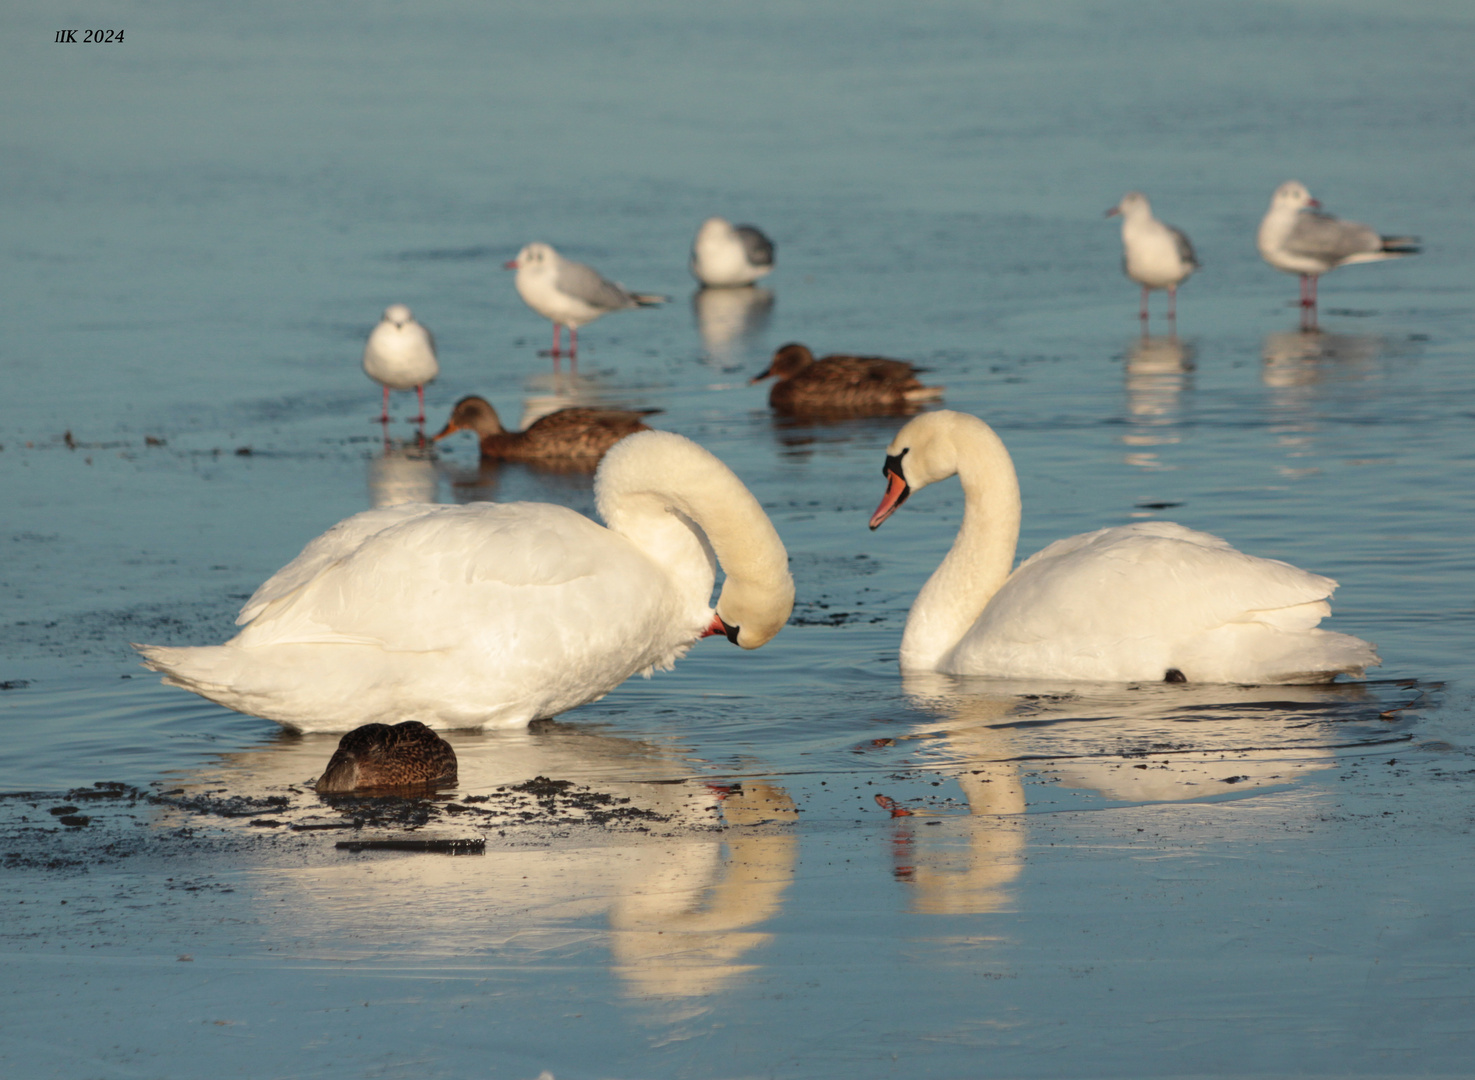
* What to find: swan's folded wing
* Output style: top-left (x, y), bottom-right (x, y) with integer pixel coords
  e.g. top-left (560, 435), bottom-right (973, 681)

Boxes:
top-left (236, 503), bottom-right (443, 625)
top-left (993, 522), bottom-right (1339, 644)
top-left (232, 503), bottom-right (646, 652)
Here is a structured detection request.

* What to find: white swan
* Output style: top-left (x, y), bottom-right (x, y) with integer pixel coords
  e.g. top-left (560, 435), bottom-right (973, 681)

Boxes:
top-left (868, 411), bottom-right (1379, 684)
top-left (137, 431), bottom-right (794, 731)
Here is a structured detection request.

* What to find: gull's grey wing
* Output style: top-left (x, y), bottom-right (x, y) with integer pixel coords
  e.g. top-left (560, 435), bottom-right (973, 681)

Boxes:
top-left (555, 257), bottom-right (638, 311)
top-left (1169, 225), bottom-right (1199, 268)
top-left (1285, 210), bottom-right (1381, 262)
top-left (735, 225), bottom-right (775, 267)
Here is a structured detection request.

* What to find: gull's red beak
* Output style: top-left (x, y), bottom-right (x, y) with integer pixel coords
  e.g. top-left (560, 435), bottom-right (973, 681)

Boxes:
top-left (1307, 198), bottom-right (1322, 209)
top-left (1105, 206), bottom-right (1121, 218)
top-left (869, 468), bottom-right (910, 530)
top-left (503, 259), bottom-right (519, 270)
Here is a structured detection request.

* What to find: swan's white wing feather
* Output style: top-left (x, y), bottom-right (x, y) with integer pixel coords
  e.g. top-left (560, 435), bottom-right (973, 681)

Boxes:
top-left (951, 522), bottom-right (1367, 681)
top-left (990, 523), bottom-right (1335, 642)
top-left (235, 503), bottom-right (652, 652)
top-left (236, 503), bottom-right (442, 625)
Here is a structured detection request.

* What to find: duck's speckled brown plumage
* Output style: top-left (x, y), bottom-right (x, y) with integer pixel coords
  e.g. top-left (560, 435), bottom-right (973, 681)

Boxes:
top-left (752, 343), bottom-right (944, 415)
top-left (315, 721), bottom-right (458, 794)
top-left (433, 395), bottom-right (656, 462)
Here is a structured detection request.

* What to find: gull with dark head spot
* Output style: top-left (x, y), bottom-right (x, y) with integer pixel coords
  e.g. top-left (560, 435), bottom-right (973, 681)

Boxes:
top-left (505, 242), bottom-right (667, 365)
top-left (1257, 181), bottom-right (1420, 323)
top-left (690, 217), bottom-right (775, 287)
top-left (1106, 192), bottom-right (1198, 323)
top-left (362, 304), bottom-right (438, 425)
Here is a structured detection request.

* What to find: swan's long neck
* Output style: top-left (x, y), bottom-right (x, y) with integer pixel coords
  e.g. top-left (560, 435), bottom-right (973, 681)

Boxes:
top-left (900, 423), bottom-right (1021, 671)
top-left (597, 432), bottom-right (793, 647)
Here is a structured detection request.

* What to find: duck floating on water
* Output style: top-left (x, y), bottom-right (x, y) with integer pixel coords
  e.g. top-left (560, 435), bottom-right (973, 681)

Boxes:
top-left (434, 395), bottom-right (657, 463)
top-left (751, 343), bottom-right (943, 415)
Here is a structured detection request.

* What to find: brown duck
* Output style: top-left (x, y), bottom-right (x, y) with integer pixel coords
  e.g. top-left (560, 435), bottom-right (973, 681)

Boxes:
top-left (433, 395), bottom-right (657, 462)
top-left (751, 343), bottom-right (943, 414)
top-left (315, 721), bottom-right (457, 794)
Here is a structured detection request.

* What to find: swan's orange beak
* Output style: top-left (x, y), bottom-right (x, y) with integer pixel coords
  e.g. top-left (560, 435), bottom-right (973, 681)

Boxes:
top-left (869, 468), bottom-right (910, 530)
top-left (701, 613), bottom-right (739, 643)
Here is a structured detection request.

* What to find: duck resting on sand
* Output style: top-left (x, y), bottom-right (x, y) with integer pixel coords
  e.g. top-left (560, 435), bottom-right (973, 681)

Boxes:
top-left (315, 721), bottom-right (458, 794)
top-left (751, 343), bottom-right (943, 414)
top-left (869, 410), bottom-right (1379, 684)
top-left (433, 395), bottom-right (657, 462)
top-left (136, 431), bottom-right (794, 731)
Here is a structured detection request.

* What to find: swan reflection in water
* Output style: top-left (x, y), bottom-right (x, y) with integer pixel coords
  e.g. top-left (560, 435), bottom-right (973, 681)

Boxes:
top-left (692, 286), bottom-right (774, 369)
top-left (883, 673), bottom-right (1405, 914)
top-left (1121, 334), bottom-right (1194, 471)
top-left (156, 721), bottom-right (798, 1000)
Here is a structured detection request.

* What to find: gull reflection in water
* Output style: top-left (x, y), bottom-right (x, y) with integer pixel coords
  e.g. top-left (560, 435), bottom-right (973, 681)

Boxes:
top-left (692, 286), bottom-right (774, 369)
top-left (1121, 334), bottom-right (1194, 471)
top-left (159, 721), bottom-right (797, 1000)
top-left (888, 674), bottom-right (1398, 912)
top-left (366, 441), bottom-right (439, 507)
top-left (1262, 328), bottom-right (1386, 390)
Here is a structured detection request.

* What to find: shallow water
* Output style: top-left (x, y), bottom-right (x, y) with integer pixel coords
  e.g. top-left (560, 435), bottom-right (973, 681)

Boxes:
top-left (4, 2), bottom-right (1475, 1077)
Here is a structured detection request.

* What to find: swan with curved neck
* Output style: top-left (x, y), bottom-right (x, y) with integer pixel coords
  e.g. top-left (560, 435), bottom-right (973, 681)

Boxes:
top-left (137, 431), bottom-right (794, 731)
top-left (869, 411), bottom-right (1378, 684)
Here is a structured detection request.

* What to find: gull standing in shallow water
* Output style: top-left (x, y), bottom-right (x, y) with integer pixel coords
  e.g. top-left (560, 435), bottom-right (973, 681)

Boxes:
top-left (505, 242), bottom-right (667, 366)
top-left (690, 217), bottom-right (775, 287)
top-left (1257, 180), bottom-right (1420, 325)
top-left (1106, 192), bottom-right (1198, 324)
top-left (362, 304), bottom-right (438, 425)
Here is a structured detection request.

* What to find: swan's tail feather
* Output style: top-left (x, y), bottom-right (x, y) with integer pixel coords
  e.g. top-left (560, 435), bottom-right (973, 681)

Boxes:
top-left (134, 643), bottom-right (241, 696)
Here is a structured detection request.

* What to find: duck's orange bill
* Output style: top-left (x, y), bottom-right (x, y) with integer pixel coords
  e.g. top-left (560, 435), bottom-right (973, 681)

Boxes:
top-left (869, 469), bottom-right (909, 530)
top-left (430, 421), bottom-right (460, 442)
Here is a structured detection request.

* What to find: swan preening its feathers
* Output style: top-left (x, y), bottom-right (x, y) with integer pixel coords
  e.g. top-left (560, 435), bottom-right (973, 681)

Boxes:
top-left (870, 411), bottom-right (1378, 685)
top-left (137, 431), bottom-right (794, 732)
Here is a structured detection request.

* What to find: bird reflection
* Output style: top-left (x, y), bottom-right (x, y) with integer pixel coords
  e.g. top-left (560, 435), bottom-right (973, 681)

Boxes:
top-left (366, 441), bottom-right (439, 507)
top-left (1262, 328), bottom-right (1385, 390)
top-left (517, 369), bottom-right (603, 427)
top-left (1121, 334), bottom-right (1194, 470)
top-left (151, 721), bottom-right (798, 1000)
top-left (609, 780), bottom-right (797, 998)
top-left (692, 286), bottom-right (774, 368)
top-left (886, 674), bottom-right (1396, 912)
